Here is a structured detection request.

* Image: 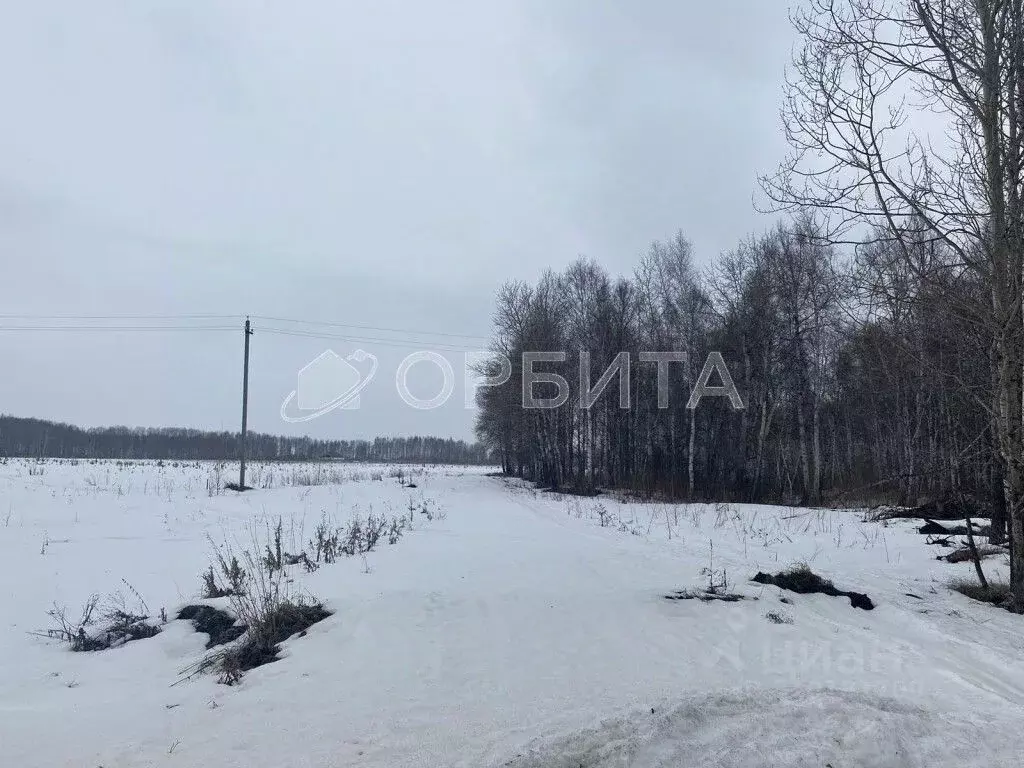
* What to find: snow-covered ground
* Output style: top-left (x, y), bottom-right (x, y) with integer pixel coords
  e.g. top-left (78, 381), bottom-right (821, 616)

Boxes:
top-left (0, 458), bottom-right (1021, 767)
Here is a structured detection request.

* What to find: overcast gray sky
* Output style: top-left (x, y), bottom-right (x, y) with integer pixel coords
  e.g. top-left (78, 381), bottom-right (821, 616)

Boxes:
top-left (0, 1), bottom-right (795, 441)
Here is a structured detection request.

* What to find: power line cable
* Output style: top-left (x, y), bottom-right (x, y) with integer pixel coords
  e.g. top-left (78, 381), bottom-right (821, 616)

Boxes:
top-left (250, 314), bottom-right (489, 341)
top-left (259, 326), bottom-right (487, 353)
top-left (0, 313), bottom-right (494, 346)
top-left (0, 313), bottom-right (239, 320)
top-left (0, 325), bottom-right (238, 332)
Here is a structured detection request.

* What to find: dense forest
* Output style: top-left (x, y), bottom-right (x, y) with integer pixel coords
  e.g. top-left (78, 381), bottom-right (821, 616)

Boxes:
top-left (475, 220), bottom-right (994, 509)
top-left (476, 1), bottom-right (1024, 606)
top-left (0, 415), bottom-right (492, 465)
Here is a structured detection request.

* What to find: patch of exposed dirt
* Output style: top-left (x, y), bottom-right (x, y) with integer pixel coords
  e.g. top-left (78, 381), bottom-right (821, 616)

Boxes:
top-left (752, 566), bottom-right (874, 610)
top-left (177, 605), bottom-right (246, 648)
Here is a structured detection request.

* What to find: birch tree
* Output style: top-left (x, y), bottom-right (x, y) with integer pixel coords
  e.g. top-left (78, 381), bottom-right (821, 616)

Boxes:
top-left (763, 0), bottom-right (1024, 608)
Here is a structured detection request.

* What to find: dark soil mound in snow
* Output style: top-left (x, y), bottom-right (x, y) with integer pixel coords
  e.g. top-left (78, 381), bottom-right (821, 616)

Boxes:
top-left (264, 601), bottom-right (331, 643)
top-left (919, 519), bottom-right (957, 535)
top-left (177, 605), bottom-right (246, 648)
top-left (918, 519), bottom-right (991, 537)
top-left (880, 497), bottom-right (985, 521)
top-left (752, 566), bottom-right (875, 610)
top-left (178, 601), bottom-right (331, 685)
top-left (219, 601), bottom-right (331, 680)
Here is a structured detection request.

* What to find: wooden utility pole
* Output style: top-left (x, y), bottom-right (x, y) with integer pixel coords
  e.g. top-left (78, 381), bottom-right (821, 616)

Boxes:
top-left (239, 317), bottom-right (252, 489)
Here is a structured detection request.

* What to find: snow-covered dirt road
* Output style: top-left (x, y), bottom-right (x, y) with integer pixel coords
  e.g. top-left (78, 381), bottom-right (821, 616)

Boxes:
top-left (0, 460), bottom-right (1021, 767)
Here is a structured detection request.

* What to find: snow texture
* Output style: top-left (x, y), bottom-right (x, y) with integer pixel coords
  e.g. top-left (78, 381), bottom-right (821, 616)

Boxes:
top-left (0, 459), bottom-right (1020, 767)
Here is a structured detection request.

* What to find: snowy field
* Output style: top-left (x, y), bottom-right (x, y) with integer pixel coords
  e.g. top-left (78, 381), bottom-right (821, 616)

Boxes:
top-left (0, 458), bottom-right (1022, 767)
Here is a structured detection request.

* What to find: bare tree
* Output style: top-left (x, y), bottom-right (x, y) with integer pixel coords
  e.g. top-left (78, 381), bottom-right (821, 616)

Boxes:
top-left (763, 0), bottom-right (1024, 608)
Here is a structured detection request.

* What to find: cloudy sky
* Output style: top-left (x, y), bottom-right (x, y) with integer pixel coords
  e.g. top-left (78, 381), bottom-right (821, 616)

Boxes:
top-left (0, 1), bottom-right (794, 441)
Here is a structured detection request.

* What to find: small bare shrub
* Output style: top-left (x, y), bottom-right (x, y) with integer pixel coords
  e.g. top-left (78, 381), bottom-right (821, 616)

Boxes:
top-left (388, 517), bottom-right (404, 545)
top-left (262, 518), bottom-right (284, 573)
top-left (42, 595), bottom-right (100, 650)
top-left (283, 551), bottom-right (318, 572)
top-left (201, 566), bottom-right (230, 599)
top-left (185, 530), bottom-right (330, 685)
top-left (40, 587), bottom-right (160, 651)
top-left (700, 541), bottom-right (729, 594)
top-left (202, 537), bottom-right (248, 597)
top-left (364, 513), bottom-right (386, 551)
top-left (341, 517), bottom-right (363, 556)
top-left (309, 514), bottom-right (341, 563)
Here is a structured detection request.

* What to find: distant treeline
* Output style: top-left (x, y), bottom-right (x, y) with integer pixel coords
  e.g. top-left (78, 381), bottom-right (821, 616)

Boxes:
top-left (0, 415), bottom-right (493, 464)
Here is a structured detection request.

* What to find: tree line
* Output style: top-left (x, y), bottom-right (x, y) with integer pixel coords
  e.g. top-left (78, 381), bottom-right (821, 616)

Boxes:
top-left (476, 1), bottom-right (1024, 607)
top-left (476, 220), bottom-right (993, 509)
top-left (0, 415), bottom-right (493, 465)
